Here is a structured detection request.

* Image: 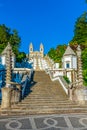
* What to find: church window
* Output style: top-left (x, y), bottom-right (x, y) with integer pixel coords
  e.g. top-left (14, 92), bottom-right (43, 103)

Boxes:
top-left (30, 48), bottom-right (32, 51)
top-left (66, 62), bottom-right (70, 68)
top-left (41, 48), bottom-right (43, 51)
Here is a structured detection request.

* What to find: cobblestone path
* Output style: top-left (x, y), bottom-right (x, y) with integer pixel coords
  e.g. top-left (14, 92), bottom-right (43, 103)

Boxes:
top-left (0, 114), bottom-right (87, 130)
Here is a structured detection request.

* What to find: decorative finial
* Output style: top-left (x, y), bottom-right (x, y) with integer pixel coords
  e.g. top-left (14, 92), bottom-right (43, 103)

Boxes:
top-left (77, 45), bottom-right (81, 51)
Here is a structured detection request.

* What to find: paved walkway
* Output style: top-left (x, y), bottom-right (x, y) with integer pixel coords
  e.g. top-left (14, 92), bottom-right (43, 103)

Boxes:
top-left (0, 114), bottom-right (87, 130)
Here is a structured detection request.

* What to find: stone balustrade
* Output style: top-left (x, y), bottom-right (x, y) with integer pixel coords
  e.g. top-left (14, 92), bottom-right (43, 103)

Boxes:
top-left (1, 81), bottom-right (22, 109)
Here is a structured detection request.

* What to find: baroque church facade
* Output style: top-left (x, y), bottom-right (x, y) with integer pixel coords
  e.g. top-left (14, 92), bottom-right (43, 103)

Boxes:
top-left (29, 43), bottom-right (44, 59)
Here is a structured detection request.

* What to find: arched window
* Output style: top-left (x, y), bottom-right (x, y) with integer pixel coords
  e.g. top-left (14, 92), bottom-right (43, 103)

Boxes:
top-left (40, 48), bottom-right (43, 51)
top-left (30, 48), bottom-right (32, 51)
top-left (66, 62), bottom-right (70, 68)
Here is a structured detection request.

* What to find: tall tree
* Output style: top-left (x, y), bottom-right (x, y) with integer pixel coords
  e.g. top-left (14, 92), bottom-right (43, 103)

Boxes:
top-left (48, 44), bottom-right (67, 67)
top-left (70, 12), bottom-right (87, 49)
top-left (0, 24), bottom-right (21, 55)
top-left (0, 24), bottom-right (26, 62)
top-left (70, 12), bottom-right (87, 85)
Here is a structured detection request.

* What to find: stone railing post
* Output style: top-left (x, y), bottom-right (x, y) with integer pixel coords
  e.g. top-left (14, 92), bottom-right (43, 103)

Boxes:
top-left (1, 43), bottom-right (13, 109)
top-left (76, 45), bottom-right (83, 87)
top-left (69, 45), bottom-right (85, 105)
top-left (1, 87), bottom-right (12, 109)
top-left (10, 83), bottom-right (22, 104)
top-left (16, 84), bottom-right (22, 102)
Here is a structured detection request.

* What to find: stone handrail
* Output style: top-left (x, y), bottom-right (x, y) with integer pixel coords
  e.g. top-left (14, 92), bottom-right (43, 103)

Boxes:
top-left (1, 68), bottom-right (34, 108)
top-left (46, 68), bottom-right (69, 95)
top-left (69, 80), bottom-right (83, 89)
top-left (6, 81), bottom-right (22, 104)
top-left (21, 75), bottom-right (28, 98)
top-left (58, 76), bottom-right (69, 95)
top-left (21, 69), bottom-right (33, 98)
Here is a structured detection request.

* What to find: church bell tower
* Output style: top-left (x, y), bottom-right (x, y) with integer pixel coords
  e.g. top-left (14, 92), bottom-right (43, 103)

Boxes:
top-left (29, 42), bottom-right (33, 53)
top-left (40, 43), bottom-right (44, 57)
top-left (29, 42), bottom-right (33, 59)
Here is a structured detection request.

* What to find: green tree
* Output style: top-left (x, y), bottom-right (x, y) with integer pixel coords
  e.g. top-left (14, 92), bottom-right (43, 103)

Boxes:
top-left (48, 48), bottom-right (56, 61)
top-left (70, 12), bottom-right (87, 49)
top-left (0, 24), bottom-right (21, 53)
top-left (56, 45), bottom-right (67, 63)
top-left (0, 24), bottom-right (26, 62)
top-left (48, 45), bottom-right (67, 67)
top-left (70, 12), bottom-right (87, 85)
top-left (16, 52), bottom-right (26, 63)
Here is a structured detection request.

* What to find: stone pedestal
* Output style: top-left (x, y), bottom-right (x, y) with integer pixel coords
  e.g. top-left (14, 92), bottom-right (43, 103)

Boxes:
top-left (1, 87), bottom-right (12, 109)
top-left (75, 88), bottom-right (85, 105)
top-left (11, 85), bottom-right (22, 104)
top-left (69, 89), bottom-right (73, 101)
top-left (14, 90), bottom-right (21, 103)
top-left (11, 84), bottom-right (22, 104)
top-left (16, 84), bottom-right (22, 102)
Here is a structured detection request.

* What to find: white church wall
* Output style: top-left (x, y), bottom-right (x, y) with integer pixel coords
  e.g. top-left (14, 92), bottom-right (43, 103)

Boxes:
top-left (72, 56), bottom-right (77, 69)
top-left (63, 56), bottom-right (72, 69)
top-left (53, 63), bottom-right (59, 69)
top-left (63, 55), bottom-right (77, 70)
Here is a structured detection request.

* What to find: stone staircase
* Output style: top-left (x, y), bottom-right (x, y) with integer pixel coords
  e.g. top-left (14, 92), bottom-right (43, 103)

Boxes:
top-left (44, 56), bottom-right (53, 69)
top-left (1, 71), bottom-right (87, 116)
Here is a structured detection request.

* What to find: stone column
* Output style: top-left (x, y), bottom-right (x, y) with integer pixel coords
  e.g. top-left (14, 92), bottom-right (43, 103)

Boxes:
top-left (76, 45), bottom-right (83, 87)
top-left (16, 84), bottom-right (22, 102)
top-left (1, 87), bottom-right (12, 109)
top-left (1, 43), bottom-right (13, 109)
top-left (74, 45), bottom-right (85, 104)
top-left (5, 43), bottom-right (12, 87)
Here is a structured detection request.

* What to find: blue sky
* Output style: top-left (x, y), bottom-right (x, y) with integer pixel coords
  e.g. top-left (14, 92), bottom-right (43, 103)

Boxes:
top-left (0, 0), bottom-right (87, 54)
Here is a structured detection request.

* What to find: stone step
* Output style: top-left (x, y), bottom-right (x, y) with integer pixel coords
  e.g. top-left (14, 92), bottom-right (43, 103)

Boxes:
top-left (11, 103), bottom-right (87, 109)
top-left (18, 104), bottom-right (75, 107)
top-left (1, 108), bottom-right (87, 116)
top-left (25, 98), bottom-right (68, 100)
top-left (15, 103), bottom-right (82, 107)
top-left (2, 70), bottom-right (86, 116)
top-left (15, 105), bottom-right (81, 109)
top-left (22, 99), bottom-right (69, 103)
top-left (27, 94), bottom-right (67, 96)
top-left (21, 102), bottom-right (71, 105)
top-left (22, 99), bottom-right (70, 102)
top-left (17, 101), bottom-right (75, 105)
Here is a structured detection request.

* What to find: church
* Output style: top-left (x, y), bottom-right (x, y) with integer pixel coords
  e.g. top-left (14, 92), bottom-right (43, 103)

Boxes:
top-left (29, 43), bottom-right (44, 59)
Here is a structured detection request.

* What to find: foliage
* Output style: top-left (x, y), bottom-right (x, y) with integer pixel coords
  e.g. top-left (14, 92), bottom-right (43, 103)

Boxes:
top-left (70, 12), bottom-right (87, 85)
top-left (70, 12), bottom-right (87, 49)
top-left (0, 24), bottom-right (26, 62)
top-left (48, 48), bottom-right (56, 60)
top-left (48, 12), bottom-right (87, 85)
top-left (48, 45), bottom-right (67, 67)
top-left (63, 76), bottom-right (70, 84)
top-left (0, 24), bottom-right (21, 53)
top-left (83, 70), bottom-right (87, 86)
top-left (16, 52), bottom-right (26, 63)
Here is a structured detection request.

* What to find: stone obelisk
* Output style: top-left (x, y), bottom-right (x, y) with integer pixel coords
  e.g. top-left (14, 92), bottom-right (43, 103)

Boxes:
top-left (1, 42), bottom-right (13, 109)
top-left (76, 45), bottom-right (83, 87)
